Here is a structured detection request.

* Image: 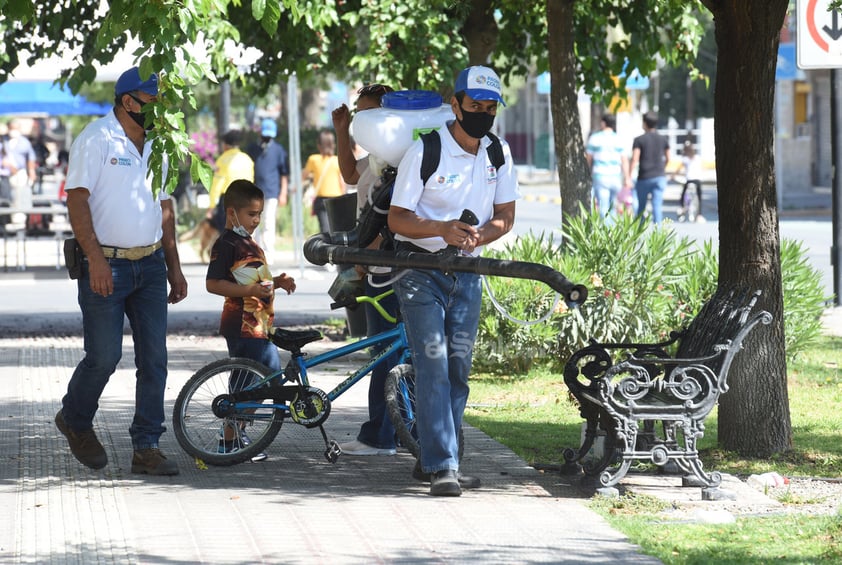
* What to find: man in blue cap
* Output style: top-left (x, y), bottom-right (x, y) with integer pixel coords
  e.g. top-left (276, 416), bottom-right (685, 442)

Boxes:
top-left (247, 118), bottom-right (289, 263)
top-left (55, 66), bottom-right (188, 476)
top-left (388, 65), bottom-right (519, 496)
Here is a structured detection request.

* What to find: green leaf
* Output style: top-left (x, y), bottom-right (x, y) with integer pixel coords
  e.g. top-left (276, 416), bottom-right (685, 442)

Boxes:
top-left (190, 155), bottom-right (215, 190)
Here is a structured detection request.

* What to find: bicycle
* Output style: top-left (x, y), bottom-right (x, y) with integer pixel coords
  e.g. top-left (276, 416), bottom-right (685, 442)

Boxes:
top-left (174, 233), bottom-right (588, 467)
top-left (172, 288), bottom-right (420, 466)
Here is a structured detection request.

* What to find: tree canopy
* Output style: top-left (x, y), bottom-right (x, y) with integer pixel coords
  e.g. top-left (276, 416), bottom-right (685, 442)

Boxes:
top-left (1, 0), bottom-right (705, 197)
top-left (0, 0), bottom-right (797, 456)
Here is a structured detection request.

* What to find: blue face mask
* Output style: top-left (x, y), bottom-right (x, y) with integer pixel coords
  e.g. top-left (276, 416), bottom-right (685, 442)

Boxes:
top-left (232, 212), bottom-right (250, 238)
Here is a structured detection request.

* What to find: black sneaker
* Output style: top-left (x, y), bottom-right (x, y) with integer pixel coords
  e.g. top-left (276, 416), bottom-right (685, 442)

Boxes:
top-left (55, 410), bottom-right (108, 470)
top-left (430, 469), bottom-right (462, 497)
top-left (131, 448), bottom-right (180, 476)
top-left (413, 460), bottom-right (481, 489)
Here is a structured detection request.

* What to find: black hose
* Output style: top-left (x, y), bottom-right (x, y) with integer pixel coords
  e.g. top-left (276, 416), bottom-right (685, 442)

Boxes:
top-left (304, 233), bottom-right (588, 307)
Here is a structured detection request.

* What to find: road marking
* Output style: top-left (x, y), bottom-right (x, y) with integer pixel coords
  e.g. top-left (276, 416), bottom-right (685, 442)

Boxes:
top-left (523, 193), bottom-right (562, 205)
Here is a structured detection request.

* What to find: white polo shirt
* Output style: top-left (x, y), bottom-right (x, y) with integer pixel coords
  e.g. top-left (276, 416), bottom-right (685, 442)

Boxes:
top-left (65, 109), bottom-right (169, 248)
top-left (391, 121), bottom-right (519, 253)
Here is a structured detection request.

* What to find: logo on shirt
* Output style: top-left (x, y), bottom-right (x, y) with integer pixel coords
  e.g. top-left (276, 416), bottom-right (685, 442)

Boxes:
top-left (486, 165), bottom-right (498, 184)
top-left (110, 157), bottom-right (132, 167)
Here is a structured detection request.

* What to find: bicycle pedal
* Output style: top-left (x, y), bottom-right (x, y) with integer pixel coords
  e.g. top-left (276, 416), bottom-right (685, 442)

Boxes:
top-left (324, 440), bottom-right (341, 463)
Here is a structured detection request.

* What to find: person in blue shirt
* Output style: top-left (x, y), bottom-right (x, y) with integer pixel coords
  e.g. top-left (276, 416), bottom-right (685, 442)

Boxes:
top-left (586, 114), bottom-right (631, 224)
top-left (248, 119), bottom-right (289, 265)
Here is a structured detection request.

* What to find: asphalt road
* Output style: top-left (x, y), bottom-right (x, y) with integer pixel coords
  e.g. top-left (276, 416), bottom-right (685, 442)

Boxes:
top-left (2, 175), bottom-right (835, 336)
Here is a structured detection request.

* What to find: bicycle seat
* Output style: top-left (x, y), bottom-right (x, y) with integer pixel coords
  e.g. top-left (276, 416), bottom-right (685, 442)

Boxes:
top-left (269, 328), bottom-right (323, 351)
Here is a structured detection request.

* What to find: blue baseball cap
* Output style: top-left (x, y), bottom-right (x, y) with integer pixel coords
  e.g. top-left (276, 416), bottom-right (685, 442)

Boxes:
top-left (115, 67), bottom-right (159, 97)
top-left (261, 118), bottom-right (278, 137)
top-left (454, 66), bottom-right (505, 106)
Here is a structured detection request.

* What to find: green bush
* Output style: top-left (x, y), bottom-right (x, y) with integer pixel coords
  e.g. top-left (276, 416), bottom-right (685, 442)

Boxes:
top-left (475, 208), bottom-right (826, 373)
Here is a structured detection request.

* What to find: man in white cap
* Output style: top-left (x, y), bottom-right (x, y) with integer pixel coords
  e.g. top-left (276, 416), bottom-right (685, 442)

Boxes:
top-left (247, 118), bottom-right (289, 263)
top-left (388, 65), bottom-right (520, 496)
top-left (55, 66), bottom-right (188, 476)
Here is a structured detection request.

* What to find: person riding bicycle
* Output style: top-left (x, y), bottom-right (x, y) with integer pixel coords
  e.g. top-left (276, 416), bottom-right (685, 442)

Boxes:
top-left (388, 66), bottom-right (520, 496)
top-left (205, 179), bottom-right (296, 461)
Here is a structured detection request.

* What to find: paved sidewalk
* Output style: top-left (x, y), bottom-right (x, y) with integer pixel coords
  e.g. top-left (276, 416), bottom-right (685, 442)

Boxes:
top-left (0, 334), bottom-right (663, 564)
top-left (2, 184), bottom-right (836, 563)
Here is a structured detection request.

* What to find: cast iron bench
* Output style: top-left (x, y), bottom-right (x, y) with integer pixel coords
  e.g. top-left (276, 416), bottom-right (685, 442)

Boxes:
top-left (561, 288), bottom-right (772, 493)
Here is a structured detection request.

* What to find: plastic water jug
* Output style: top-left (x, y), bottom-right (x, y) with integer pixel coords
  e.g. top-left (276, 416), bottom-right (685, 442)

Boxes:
top-left (351, 90), bottom-right (454, 167)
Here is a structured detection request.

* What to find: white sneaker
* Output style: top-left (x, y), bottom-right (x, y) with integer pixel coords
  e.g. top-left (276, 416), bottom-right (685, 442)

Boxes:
top-left (339, 439), bottom-right (396, 456)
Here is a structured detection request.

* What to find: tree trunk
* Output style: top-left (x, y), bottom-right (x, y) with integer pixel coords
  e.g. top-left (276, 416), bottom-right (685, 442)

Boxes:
top-left (462, 0), bottom-right (498, 65)
top-left (547, 0), bottom-right (591, 227)
top-left (707, 0), bottom-right (791, 456)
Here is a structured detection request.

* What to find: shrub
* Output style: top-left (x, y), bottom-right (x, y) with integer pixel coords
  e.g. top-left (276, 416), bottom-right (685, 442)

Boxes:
top-left (475, 207), bottom-right (825, 373)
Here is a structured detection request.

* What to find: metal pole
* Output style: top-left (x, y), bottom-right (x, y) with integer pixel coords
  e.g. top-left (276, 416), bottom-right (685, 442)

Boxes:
top-left (287, 74), bottom-right (306, 276)
top-left (218, 80), bottom-right (231, 151)
top-left (831, 69), bottom-right (842, 306)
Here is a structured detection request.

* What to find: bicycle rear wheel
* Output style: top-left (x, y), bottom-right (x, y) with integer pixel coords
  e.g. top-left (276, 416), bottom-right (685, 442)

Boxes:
top-left (172, 357), bottom-right (285, 466)
top-left (384, 364), bottom-right (419, 458)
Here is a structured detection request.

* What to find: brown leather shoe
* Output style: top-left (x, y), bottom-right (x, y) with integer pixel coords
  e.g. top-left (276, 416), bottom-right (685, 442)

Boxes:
top-left (55, 410), bottom-right (107, 470)
top-left (131, 448), bottom-right (180, 476)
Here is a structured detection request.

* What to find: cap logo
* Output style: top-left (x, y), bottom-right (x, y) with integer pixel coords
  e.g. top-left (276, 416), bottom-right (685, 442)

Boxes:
top-left (483, 75), bottom-right (500, 90)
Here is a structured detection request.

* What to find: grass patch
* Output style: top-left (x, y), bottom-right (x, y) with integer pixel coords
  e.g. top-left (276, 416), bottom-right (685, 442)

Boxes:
top-left (599, 512), bottom-right (842, 564)
top-left (464, 334), bottom-right (842, 564)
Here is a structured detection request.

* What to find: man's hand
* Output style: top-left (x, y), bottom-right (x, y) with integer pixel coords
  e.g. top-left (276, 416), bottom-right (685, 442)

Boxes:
top-left (331, 104), bottom-right (351, 133)
top-left (167, 269), bottom-right (188, 304)
top-left (88, 255), bottom-right (114, 297)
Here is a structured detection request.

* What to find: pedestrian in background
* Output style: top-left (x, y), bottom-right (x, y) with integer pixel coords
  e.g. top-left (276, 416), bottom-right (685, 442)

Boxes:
top-left (303, 130), bottom-right (345, 234)
top-left (630, 111), bottom-right (670, 225)
top-left (206, 129), bottom-right (254, 234)
top-left (248, 119), bottom-right (289, 265)
top-left (676, 141), bottom-right (704, 223)
top-left (55, 66), bottom-right (188, 476)
top-left (586, 113), bottom-right (631, 224)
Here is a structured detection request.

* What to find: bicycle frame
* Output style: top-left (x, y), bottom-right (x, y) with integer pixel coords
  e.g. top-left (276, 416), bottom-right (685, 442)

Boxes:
top-left (232, 290), bottom-right (410, 415)
top-left (296, 324), bottom-right (411, 402)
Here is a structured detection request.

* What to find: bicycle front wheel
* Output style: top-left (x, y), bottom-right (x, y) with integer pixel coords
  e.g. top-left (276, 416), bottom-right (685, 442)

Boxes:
top-left (384, 364), bottom-right (419, 459)
top-left (173, 357), bottom-right (285, 466)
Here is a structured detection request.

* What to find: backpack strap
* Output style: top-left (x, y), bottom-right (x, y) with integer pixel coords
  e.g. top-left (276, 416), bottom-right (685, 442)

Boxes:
top-left (486, 132), bottom-right (505, 171)
top-left (420, 129), bottom-right (506, 185)
top-left (420, 130), bottom-right (441, 186)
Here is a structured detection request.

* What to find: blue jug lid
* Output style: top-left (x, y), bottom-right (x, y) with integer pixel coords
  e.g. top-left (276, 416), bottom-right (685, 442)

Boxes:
top-left (381, 90), bottom-right (443, 110)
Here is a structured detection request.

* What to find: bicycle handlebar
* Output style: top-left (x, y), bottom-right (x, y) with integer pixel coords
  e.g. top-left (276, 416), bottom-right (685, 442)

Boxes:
top-left (305, 233), bottom-right (588, 307)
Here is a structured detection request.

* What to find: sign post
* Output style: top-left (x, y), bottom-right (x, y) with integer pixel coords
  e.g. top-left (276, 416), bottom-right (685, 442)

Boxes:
top-left (798, 0), bottom-right (842, 304)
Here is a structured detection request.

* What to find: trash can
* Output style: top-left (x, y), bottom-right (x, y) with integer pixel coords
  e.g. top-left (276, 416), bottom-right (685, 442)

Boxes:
top-left (324, 193), bottom-right (367, 338)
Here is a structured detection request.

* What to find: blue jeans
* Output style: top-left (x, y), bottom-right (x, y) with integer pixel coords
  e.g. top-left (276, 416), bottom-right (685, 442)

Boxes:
top-left (61, 249), bottom-right (169, 450)
top-left (593, 179), bottom-right (621, 225)
top-left (395, 269), bottom-right (481, 474)
top-left (225, 336), bottom-right (281, 372)
top-left (225, 336), bottom-right (281, 391)
top-left (635, 176), bottom-right (667, 224)
top-left (356, 275), bottom-right (399, 449)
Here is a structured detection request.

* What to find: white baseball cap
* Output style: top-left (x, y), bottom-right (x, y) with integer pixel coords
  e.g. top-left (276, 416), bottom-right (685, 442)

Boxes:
top-left (454, 66), bottom-right (505, 106)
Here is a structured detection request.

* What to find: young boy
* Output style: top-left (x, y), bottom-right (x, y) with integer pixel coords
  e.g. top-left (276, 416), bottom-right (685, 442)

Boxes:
top-left (206, 179), bottom-right (296, 461)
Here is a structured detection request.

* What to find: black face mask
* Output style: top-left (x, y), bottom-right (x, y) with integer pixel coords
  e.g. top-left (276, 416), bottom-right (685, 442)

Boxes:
top-left (127, 110), bottom-right (153, 131)
top-left (125, 94), bottom-right (154, 131)
top-left (457, 107), bottom-right (495, 139)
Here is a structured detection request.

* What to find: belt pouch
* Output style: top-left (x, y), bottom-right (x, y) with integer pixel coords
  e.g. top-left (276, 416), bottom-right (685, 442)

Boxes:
top-left (63, 237), bottom-right (83, 279)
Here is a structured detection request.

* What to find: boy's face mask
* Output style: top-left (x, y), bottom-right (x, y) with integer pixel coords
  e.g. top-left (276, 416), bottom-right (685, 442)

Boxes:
top-left (232, 211), bottom-right (250, 238)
